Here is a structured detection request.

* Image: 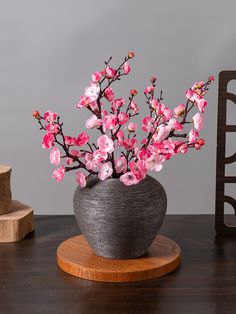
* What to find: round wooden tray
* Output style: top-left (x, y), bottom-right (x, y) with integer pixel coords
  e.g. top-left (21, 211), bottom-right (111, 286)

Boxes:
top-left (57, 235), bottom-right (181, 282)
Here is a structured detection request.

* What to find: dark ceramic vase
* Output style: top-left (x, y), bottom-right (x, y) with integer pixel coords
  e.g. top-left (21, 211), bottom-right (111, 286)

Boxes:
top-left (73, 175), bottom-right (167, 259)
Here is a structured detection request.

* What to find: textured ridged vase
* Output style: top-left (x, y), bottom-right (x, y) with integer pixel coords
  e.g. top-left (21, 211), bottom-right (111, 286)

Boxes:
top-left (73, 175), bottom-right (167, 259)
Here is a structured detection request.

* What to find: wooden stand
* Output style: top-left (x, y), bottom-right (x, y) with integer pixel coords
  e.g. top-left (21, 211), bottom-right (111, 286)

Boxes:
top-left (0, 165), bottom-right (35, 243)
top-left (57, 235), bottom-right (181, 282)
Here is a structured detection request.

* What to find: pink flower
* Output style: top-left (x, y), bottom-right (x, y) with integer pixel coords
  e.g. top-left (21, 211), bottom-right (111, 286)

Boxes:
top-left (52, 165), bottom-right (65, 182)
top-left (76, 132), bottom-right (90, 146)
top-left (97, 135), bottom-right (114, 153)
top-left (86, 115), bottom-right (102, 129)
top-left (145, 153), bottom-right (165, 172)
top-left (137, 148), bottom-right (151, 161)
top-left (66, 157), bottom-right (73, 165)
top-left (142, 116), bottom-right (154, 133)
top-left (76, 96), bottom-right (91, 108)
top-left (112, 98), bottom-right (126, 111)
top-left (104, 87), bottom-right (114, 102)
top-left (185, 89), bottom-right (201, 102)
top-left (115, 156), bottom-right (127, 173)
top-left (118, 112), bottom-right (129, 125)
top-left (144, 86), bottom-right (154, 94)
top-left (116, 129), bottom-right (124, 146)
top-left (129, 160), bottom-right (147, 180)
top-left (98, 162), bottom-right (113, 180)
top-left (185, 89), bottom-right (194, 101)
top-left (163, 107), bottom-right (173, 120)
top-left (84, 83), bottom-right (100, 102)
top-left (42, 133), bottom-right (54, 149)
top-left (46, 123), bottom-right (59, 134)
top-left (103, 114), bottom-right (117, 131)
top-left (177, 143), bottom-right (188, 154)
top-left (188, 129), bottom-right (199, 144)
top-left (93, 150), bottom-right (108, 164)
top-left (44, 111), bottom-right (58, 124)
top-left (64, 136), bottom-right (76, 146)
top-left (50, 147), bottom-right (61, 165)
top-left (192, 112), bottom-right (204, 131)
top-left (197, 98), bottom-right (207, 113)
top-left (127, 122), bottom-right (137, 132)
top-left (70, 149), bottom-right (81, 157)
top-left (120, 172), bottom-right (139, 186)
top-left (151, 98), bottom-right (159, 111)
top-left (160, 139), bottom-right (175, 156)
top-left (85, 150), bottom-right (107, 171)
top-left (84, 153), bottom-right (95, 171)
top-left (168, 119), bottom-right (183, 131)
top-left (153, 125), bottom-right (171, 142)
top-left (105, 66), bottom-right (116, 79)
top-left (89, 101), bottom-right (99, 113)
top-left (174, 104), bottom-right (185, 116)
top-left (91, 71), bottom-right (102, 83)
top-left (130, 101), bottom-right (139, 114)
top-left (123, 137), bottom-right (137, 151)
top-left (123, 62), bottom-right (131, 74)
top-left (76, 172), bottom-right (86, 188)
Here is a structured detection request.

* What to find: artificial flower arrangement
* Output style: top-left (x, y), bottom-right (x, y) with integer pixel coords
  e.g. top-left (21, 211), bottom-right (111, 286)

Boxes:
top-left (33, 52), bottom-right (213, 187)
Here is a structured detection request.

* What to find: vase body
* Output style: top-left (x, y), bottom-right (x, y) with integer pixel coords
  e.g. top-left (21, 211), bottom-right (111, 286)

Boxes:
top-left (73, 175), bottom-right (167, 259)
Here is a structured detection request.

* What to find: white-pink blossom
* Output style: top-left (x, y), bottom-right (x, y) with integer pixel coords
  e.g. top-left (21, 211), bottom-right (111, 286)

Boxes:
top-left (52, 165), bottom-right (65, 182)
top-left (119, 172), bottom-right (139, 186)
top-left (197, 98), bottom-right (207, 113)
top-left (192, 112), bottom-right (204, 131)
top-left (98, 162), bottom-right (113, 180)
top-left (86, 115), bottom-right (102, 129)
top-left (76, 172), bottom-right (86, 188)
top-left (50, 147), bottom-right (61, 166)
top-left (97, 135), bottom-right (114, 153)
top-left (103, 114), bottom-right (117, 131)
top-left (84, 83), bottom-right (100, 102)
top-left (188, 129), bottom-right (199, 144)
top-left (115, 156), bottom-right (127, 173)
top-left (145, 154), bottom-right (165, 172)
top-left (123, 62), bottom-right (131, 74)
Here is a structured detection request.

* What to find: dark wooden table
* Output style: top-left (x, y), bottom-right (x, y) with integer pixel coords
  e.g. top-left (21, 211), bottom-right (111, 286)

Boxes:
top-left (1, 215), bottom-right (236, 314)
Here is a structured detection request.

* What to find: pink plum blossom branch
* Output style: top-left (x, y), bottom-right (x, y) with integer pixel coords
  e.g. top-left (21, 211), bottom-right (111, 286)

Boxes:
top-left (33, 52), bottom-right (214, 187)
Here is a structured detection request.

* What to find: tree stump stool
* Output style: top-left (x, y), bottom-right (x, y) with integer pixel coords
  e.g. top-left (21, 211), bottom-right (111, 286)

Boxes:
top-left (0, 165), bottom-right (34, 242)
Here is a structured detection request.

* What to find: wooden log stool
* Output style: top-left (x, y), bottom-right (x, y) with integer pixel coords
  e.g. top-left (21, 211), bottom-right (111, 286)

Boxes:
top-left (0, 165), bottom-right (34, 242)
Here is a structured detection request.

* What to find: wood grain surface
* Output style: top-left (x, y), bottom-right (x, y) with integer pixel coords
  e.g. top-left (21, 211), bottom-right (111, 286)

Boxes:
top-left (0, 165), bottom-right (12, 215)
top-left (1, 215), bottom-right (236, 314)
top-left (57, 234), bottom-right (180, 282)
top-left (0, 200), bottom-right (34, 242)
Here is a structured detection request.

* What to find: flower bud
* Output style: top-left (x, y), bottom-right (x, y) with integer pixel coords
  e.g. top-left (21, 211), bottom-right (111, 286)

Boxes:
top-left (130, 89), bottom-right (138, 96)
top-left (150, 76), bottom-right (157, 83)
top-left (198, 138), bottom-right (205, 146)
top-left (208, 75), bottom-right (215, 82)
top-left (33, 110), bottom-right (40, 119)
top-left (128, 51), bottom-right (135, 59)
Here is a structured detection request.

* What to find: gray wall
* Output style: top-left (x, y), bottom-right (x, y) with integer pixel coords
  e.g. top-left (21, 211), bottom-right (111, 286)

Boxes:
top-left (1, 0), bottom-right (236, 214)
